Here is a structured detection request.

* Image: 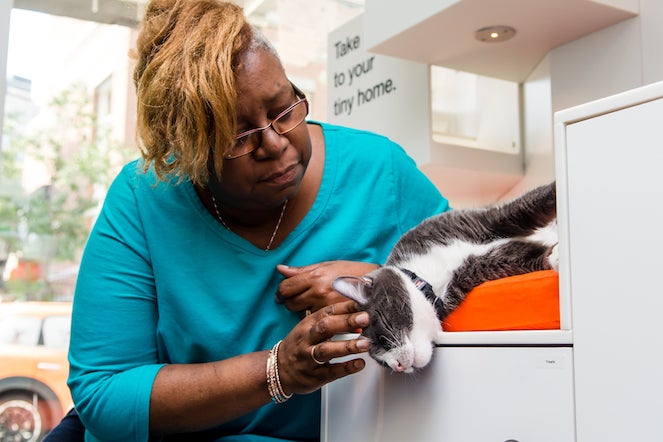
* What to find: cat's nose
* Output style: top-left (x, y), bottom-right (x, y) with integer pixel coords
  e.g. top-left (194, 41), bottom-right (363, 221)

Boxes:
top-left (394, 362), bottom-right (415, 374)
top-left (392, 344), bottom-right (415, 372)
top-left (393, 361), bottom-right (409, 372)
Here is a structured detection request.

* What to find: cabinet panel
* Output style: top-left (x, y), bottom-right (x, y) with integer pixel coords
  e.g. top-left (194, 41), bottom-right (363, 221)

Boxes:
top-left (563, 97), bottom-right (663, 441)
top-left (322, 347), bottom-right (575, 442)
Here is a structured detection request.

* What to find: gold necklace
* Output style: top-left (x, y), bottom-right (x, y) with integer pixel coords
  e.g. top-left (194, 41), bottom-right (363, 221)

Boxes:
top-left (210, 193), bottom-right (288, 251)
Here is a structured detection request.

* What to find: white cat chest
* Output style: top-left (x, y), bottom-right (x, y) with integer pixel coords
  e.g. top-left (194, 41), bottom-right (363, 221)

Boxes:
top-left (322, 80), bottom-right (663, 442)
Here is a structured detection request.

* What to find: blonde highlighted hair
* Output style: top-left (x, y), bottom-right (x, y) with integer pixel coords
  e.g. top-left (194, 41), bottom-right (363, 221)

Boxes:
top-left (132, 0), bottom-right (278, 185)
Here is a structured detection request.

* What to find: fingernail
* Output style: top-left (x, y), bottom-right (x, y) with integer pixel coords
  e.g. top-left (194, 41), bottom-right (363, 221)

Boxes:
top-left (353, 359), bottom-right (366, 370)
top-left (357, 338), bottom-right (371, 350)
top-left (356, 312), bottom-right (369, 327)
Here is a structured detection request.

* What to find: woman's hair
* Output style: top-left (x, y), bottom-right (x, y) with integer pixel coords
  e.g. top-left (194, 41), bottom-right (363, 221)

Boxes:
top-left (132, 0), bottom-right (279, 185)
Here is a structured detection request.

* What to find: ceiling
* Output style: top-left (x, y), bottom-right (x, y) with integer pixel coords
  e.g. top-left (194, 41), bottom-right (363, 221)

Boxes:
top-left (13, 0), bottom-right (145, 27)
top-left (12, 0), bottom-right (285, 28)
top-left (365, 0), bottom-right (639, 82)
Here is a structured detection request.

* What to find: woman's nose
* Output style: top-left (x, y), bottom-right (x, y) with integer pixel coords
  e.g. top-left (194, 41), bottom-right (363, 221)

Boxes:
top-left (253, 127), bottom-right (288, 159)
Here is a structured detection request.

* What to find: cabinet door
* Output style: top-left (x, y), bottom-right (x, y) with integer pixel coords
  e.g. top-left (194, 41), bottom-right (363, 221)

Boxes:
top-left (564, 97), bottom-right (663, 441)
top-left (322, 347), bottom-right (575, 442)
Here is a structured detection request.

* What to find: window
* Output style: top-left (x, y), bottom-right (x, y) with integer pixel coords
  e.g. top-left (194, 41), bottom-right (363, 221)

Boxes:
top-left (431, 65), bottom-right (521, 155)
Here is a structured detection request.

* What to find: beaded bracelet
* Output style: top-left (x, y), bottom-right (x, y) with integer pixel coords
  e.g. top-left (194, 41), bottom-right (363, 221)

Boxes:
top-left (266, 340), bottom-right (292, 404)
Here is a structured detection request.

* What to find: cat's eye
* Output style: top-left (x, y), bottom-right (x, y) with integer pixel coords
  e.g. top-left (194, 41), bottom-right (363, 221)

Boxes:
top-left (378, 335), bottom-right (393, 349)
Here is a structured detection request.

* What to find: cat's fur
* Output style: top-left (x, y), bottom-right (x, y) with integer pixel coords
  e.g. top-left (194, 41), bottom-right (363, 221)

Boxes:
top-left (333, 181), bottom-right (558, 373)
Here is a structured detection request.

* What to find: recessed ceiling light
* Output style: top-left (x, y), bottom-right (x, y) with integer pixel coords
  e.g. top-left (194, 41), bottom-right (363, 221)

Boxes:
top-left (475, 26), bottom-right (516, 43)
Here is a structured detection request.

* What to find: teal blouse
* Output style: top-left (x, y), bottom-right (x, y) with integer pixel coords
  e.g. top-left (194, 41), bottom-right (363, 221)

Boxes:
top-left (68, 122), bottom-right (450, 441)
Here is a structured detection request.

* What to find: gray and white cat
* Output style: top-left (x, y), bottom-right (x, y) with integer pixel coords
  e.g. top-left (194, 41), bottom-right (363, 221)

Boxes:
top-left (333, 181), bottom-right (558, 373)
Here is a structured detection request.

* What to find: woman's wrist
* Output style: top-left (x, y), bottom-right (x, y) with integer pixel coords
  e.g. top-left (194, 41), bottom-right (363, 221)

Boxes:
top-left (266, 340), bottom-right (292, 404)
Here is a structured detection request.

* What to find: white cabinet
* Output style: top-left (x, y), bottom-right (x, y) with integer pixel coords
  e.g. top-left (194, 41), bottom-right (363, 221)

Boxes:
top-left (322, 332), bottom-right (575, 442)
top-left (555, 80), bottom-right (663, 442)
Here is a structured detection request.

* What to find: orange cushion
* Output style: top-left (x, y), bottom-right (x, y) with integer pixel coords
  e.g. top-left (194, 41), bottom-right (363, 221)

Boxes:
top-left (442, 270), bottom-right (560, 332)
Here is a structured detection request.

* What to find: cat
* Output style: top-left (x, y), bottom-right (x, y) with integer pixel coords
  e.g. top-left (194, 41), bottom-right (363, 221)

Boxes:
top-left (333, 181), bottom-right (558, 373)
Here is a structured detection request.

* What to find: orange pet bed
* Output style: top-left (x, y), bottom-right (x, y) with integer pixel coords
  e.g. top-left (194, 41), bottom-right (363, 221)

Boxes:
top-left (442, 270), bottom-right (560, 332)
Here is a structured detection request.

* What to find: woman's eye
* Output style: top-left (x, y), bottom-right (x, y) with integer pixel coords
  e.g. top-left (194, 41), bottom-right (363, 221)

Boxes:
top-left (278, 108), bottom-right (294, 121)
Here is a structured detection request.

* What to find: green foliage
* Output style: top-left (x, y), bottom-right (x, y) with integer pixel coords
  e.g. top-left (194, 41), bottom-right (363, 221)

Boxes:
top-left (0, 116), bottom-right (24, 253)
top-left (1, 83), bottom-right (134, 299)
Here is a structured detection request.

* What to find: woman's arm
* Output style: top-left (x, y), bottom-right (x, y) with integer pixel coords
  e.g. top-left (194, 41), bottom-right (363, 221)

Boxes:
top-left (70, 167), bottom-right (371, 441)
top-left (148, 301), bottom-right (370, 435)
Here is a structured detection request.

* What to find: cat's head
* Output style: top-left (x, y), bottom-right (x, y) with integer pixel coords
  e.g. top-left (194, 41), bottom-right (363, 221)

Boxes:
top-left (333, 267), bottom-right (440, 373)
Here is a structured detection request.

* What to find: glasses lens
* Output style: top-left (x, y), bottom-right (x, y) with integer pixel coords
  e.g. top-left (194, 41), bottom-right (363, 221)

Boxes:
top-left (228, 132), bottom-right (259, 158)
top-left (226, 97), bottom-right (308, 159)
top-left (273, 100), bottom-right (308, 135)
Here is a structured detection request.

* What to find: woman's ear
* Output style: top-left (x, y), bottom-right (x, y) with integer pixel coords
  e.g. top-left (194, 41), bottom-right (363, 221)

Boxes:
top-left (332, 276), bottom-right (372, 305)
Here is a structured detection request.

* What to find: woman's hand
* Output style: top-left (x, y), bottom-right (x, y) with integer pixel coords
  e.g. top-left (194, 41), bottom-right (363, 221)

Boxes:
top-left (276, 261), bottom-right (379, 314)
top-left (279, 300), bottom-right (371, 395)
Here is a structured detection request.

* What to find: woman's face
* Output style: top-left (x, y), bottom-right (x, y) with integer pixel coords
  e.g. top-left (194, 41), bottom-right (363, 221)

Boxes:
top-left (210, 48), bottom-right (312, 211)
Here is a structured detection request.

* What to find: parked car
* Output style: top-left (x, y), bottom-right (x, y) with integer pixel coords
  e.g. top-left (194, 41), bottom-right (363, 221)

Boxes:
top-left (0, 301), bottom-right (73, 442)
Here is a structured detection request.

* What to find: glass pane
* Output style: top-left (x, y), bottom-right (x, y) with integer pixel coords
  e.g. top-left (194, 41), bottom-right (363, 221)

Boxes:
top-left (0, 315), bottom-right (40, 345)
top-left (431, 65), bottom-right (520, 154)
top-left (2, 10), bottom-right (135, 301)
top-left (41, 314), bottom-right (71, 349)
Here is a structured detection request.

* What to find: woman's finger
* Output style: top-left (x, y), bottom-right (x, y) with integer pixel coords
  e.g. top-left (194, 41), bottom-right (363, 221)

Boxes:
top-left (310, 335), bottom-right (370, 365)
top-left (308, 301), bottom-right (369, 342)
top-left (275, 263), bottom-right (321, 302)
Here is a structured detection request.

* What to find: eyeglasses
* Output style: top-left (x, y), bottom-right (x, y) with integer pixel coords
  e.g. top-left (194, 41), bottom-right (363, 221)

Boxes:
top-left (224, 83), bottom-right (309, 159)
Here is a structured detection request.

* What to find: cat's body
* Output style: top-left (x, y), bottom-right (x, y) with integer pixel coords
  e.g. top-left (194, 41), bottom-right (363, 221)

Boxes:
top-left (333, 181), bottom-right (558, 373)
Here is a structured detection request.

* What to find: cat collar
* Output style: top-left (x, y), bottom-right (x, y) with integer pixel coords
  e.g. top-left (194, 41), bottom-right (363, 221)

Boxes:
top-left (399, 268), bottom-right (445, 320)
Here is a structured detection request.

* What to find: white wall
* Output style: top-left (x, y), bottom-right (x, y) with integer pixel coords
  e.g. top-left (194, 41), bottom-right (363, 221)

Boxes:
top-left (640, 0), bottom-right (663, 84)
top-left (502, 55), bottom-right (554, 200)
top-left (490, 0), bottom-right (663, 202)
top-left (550, 0), bottom-right (663, 112)
top-left (550, 18), bottom-right (642, 113)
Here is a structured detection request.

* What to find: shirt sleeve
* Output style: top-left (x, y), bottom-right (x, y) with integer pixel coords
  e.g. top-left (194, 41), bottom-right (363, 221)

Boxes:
top-left (67, 163), bottom-right (165, 442)
top-left (388, 141), bottom-right (451, 234)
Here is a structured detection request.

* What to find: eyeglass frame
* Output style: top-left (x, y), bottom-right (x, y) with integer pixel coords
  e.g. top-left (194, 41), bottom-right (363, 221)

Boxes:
top-left (224, 82), bottom-right (309, 159)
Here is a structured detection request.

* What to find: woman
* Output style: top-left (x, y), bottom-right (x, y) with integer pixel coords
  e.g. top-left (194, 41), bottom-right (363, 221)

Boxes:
top-left (65, 0), bottom-right (450, 441)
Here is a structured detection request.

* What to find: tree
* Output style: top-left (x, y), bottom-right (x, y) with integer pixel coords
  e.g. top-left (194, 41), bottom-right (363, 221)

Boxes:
top-left (1, 83), bottom-right (133, 300)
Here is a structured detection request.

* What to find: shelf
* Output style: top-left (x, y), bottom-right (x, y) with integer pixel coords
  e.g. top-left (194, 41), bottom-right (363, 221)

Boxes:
top-left (332, 329), bottom-right (573, 347)
top-left (364, 0), bottom-right (638, 82)
top-left (436, 329), bottom-right (573, 346)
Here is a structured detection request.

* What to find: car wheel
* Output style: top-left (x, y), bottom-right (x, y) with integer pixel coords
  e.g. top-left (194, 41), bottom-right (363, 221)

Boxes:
top-left (0, 392), bottom-right (45, 442)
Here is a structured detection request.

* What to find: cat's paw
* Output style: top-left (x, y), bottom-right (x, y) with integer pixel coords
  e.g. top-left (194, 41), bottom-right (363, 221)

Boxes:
top-left (548, 244), bottom-right (559, 270)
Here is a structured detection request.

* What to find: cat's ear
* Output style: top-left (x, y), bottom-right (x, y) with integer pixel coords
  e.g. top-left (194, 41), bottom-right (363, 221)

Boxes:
top-left (332, 276), bottom-right (372, 305)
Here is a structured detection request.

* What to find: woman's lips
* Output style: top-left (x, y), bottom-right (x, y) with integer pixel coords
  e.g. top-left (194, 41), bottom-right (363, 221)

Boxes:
top-left (262, 164), bottom-right (299, 186)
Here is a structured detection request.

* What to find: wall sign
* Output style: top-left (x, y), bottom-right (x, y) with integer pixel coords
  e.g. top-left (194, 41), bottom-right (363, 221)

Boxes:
top-left (327, 14), bottom-right (430, 165)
